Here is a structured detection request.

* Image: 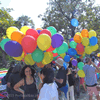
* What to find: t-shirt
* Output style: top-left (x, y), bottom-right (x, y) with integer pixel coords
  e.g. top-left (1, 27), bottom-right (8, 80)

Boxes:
top-left (83, 64), bottom-right (97, 86)
top-left (55, 67), bottom-right (66, 88)
top-left (38, 82), bottom-right (58, 100)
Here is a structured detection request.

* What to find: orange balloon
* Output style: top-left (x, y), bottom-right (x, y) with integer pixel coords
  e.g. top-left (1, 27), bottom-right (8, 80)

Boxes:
top-left (36, 62), bottom-right (44, 68)
top-left (80, 56), bottom-right (83, 59)
top-left (81, 29), bottom-right (89, 37)
top-left (74, 34), bottom-right (82, 43)
top-left (11, 31), bottom-right (25, 44)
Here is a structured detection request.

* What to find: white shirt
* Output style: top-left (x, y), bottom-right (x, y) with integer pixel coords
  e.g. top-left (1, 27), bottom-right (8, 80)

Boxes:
top-left (38, 82), bottom-right (58, 100)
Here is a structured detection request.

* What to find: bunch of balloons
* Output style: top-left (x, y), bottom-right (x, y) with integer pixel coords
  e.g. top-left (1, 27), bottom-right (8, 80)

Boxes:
top-left (0, 26), bottom-right (69, 68)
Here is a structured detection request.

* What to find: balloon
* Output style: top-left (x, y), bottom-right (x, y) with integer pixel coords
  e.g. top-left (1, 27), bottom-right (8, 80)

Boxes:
top-left (76, 43), bottom-right (84, 52)
top-left (78, 70), bottom-right (85, 78)
top-left (52, 49), bottom-right (57, 53)
top-left (24, 54), bottom-right (35, 65)
top-left (36, 28), bottom-right (43, 30)
top-left (53, 55), bottom-right (59, 60)
top-left (37, 30), bottom-right (41, 34)
top-left (4, 41), bottom-right (23, 57)
top-left (89, 36), bottom-right (98, 46)
top-left (60, 53), bottom-right (66, 59)
top-left (76, 48), bottom-right (84, 55)
top-left (13, 52), bottom-right (24, 61)
top-left (74, 34), bottom-right (82, 43)
top-left (31, 49), bottom-right (44, 63)
top-left (21, 35), bottom-right (37, 53)
top-left (26, 29), bottom-right (39, 40)
top-left (88, 30), bottom-right (96, 38)
top-left (85, 46), bottom-right (92, 55)
top-left (71, 18), bottom-right (79, 27)
top-left (0, 38), bottom-right (10, 50)
top-left (56, 42), bottom-right (68, 54)
top-left (81, 29), bottom-right (89, 37)
top-left (68, 48), bottom-right (77, 56)
top-left (71, 59), bottom-right (77, 66)
top-left (53, 53), bottom-right (58, 57)
top-left (47, 26), bottom-right (57, 36)
top-left (39, 29), bottom-right (51, 37)
top-left (11, 31), bottom-right (24, 44)
top-left (76, 32), bottom-right (82, 37)
top-left (20, 26), bottom-right (30, 35)
top-left (69, 38), bottom-right (74, 42)
top-left (46, 45), bottom-right (55, 52)
top-left (57, 56), bottom-right (63, 60)
top-left (51, 34), bottom-right (64, 48)
top-left (91, 44), bottom-right (98, 51)
top-left (78, 62), bottom-right (84, 70)
top-left (42, 52), bottom-right (53, 65)
top-left (6, 26), bottom-right (19, 39)
top-left (82, 37), bottom-right (89, 46)
top-left (69, 41), bottom-right (77, 48)
top-left (37, 34), bottom-right (51, 51)
top-left (36, 62), bottom-right (44, 68)
top-left (64, 55), bottom-right (70, 62)
top-left (63, 62), bottom-right (67, 70)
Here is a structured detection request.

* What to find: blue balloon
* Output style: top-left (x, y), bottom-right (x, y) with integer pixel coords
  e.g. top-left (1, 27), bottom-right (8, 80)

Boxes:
top-left (63, 62), bottom-right (68, 70)
top-left (97, 73), bottom-right (99, 79)
top-left (64, 55), bottom-right (70, 62)
top-left (4, 41), bottom-right (23, 57)
top-left (71, 18), bottom-right (79, 27)
top-left (89, 36), bottom-right (98, 46)
top-left (59, 84), bottom-right (68, 98)
top-left (68, 48), bottom-right (77, 56)
top-left (37, 30), bottom-right (41, 34)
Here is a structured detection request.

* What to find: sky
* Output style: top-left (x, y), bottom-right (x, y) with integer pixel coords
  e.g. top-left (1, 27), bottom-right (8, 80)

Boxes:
top-left (0, 0), bottom-right (100, 29)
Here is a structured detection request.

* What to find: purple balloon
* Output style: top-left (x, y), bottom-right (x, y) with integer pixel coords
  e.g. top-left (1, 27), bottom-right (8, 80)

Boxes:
top-left (71, 59), bottom-right (77, 66)
top-left (69, 38), bottom-right (74, 42)
top-left (37, 30), bottom-right (41, 34)
top-left (4, 41), bottom-right (23, 57)
top-left (51, 34), bottom-right (64, 48)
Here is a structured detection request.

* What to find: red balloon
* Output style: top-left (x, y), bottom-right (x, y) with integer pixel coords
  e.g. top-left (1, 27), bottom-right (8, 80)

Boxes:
top-left (76, 43), bottom-right (84, 52)
top-left (53, 53), bottom-right (58, 57)
top-left (26, 29), bottom-right (39, 40)
top-left (52, 61), bottom-right (55, 64)
top-left (56, 56), bottom-right (63, 60)
top-left (39, 29), bottom-right (52, 37)
top-left (21, 35), bottom-right (37, 53)
top-left (46, 45), bottom-right (55, 52)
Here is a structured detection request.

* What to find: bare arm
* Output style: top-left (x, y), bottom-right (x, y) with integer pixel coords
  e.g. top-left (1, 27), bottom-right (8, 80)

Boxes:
top-left (14, 79), bottom-right (24, 95)
top-left (54, 77), bottom-right (63, 84)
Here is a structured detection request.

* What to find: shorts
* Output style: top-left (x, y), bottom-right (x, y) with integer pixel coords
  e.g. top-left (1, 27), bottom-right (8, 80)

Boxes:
top-left (87, 86), bottom-right (99, 96)
top-left (80, 78), bottom-right (85, 85)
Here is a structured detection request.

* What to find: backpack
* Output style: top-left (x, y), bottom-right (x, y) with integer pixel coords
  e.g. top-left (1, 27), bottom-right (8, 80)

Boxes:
top-left (1, 75), bottom-right (7, 85)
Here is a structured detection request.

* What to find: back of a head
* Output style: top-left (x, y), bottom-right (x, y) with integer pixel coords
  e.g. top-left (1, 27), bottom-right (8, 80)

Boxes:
top-left (77, 58), bottom-right (82, 63)
top-left (85, 57), bottom-right (90, 64)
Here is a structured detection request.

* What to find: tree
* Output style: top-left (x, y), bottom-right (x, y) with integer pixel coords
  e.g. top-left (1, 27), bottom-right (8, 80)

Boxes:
top-left (15, 15), bottom-right (35, 29)
top-left (38, 0), bottom-right (100, 41)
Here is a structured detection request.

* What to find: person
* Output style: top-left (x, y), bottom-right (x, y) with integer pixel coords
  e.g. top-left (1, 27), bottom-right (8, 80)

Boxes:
top-left (38, 68), bottom-right (58, 100)
top-left (7, 64), bottom-right (23, 100)
top-left (83, 57), bottom-right (100, 100)
top-left (54, 58), bottom-right (67, 100)
top-left (14, 65), bottom-right (38, 100)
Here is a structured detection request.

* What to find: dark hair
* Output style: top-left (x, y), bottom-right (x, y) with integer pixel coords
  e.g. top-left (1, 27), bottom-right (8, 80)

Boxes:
top-left (40, 68), bottom-right (54, 84)
top-left (68, 61), bottom-right (72, 68)
top-left (85, 57), bottom-right (90, 63)
top-left (7, 67), bottom-right (14, 74)
top-left (12, 64), bottom-right (22, 74)
top-left (77, 58), bottom-right (82, 63)
top-left (20, 65), bottom-right (36, 78)
top-left (10, 61), bottom-right (15, 67)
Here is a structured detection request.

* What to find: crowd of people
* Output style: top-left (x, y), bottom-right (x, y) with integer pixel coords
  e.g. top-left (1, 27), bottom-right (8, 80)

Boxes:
top-left (2, 55), bottom-right (100, 100)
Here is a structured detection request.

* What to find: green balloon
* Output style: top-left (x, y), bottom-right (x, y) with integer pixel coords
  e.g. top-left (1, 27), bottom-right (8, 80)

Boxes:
top-left (56, 42), bottom-right (68, 55)
top-left (78, 62), bottom-right (84, 70)
top-left (31, 49), bottom-right (44, 63)
top-left (69, 41), bottom-right (77, 48)
top-left (52, 49), bottom-right (57, 53)
top-left (0, 38), bottom-right (10, 50)
top-left (47, 26), bottom-right (57, 36)
top-left (53, 55), bottom-right (59, 60)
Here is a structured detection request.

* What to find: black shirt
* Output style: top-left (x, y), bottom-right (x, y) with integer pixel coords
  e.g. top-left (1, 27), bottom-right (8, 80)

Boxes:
top-left (55, 67), bottom-right (66, 88)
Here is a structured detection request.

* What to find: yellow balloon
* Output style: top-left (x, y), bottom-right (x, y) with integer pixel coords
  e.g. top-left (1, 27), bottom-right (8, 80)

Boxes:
top-left (24, 54), bottom-right (35, 65)
top-left (42, 52), bottom-right (53, 65)
top-left (13, 52), bottom-right (24, 61)
top-left (78, 70), bottom-right (85, 78)
top-left (82, 37), bottom-right (89, 46)
top-left (91, 44), bottom-right (99, 52)
top-left (6, 26), bottom-right (19, 39)
top-left (76, 32), bottom-right (82, 38)
top-left (37, 34), bottom-right (51, 51)
top-left (85, 46), bottom-right (92, 54)
top-left (88, 30), bottom-right (96, 38)
top-left (20, 26), bottom-right (30, 35)
top-left (60, 53), bottom-right (66, 59)
top-left (82, 52), bottom-right (85, 57)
